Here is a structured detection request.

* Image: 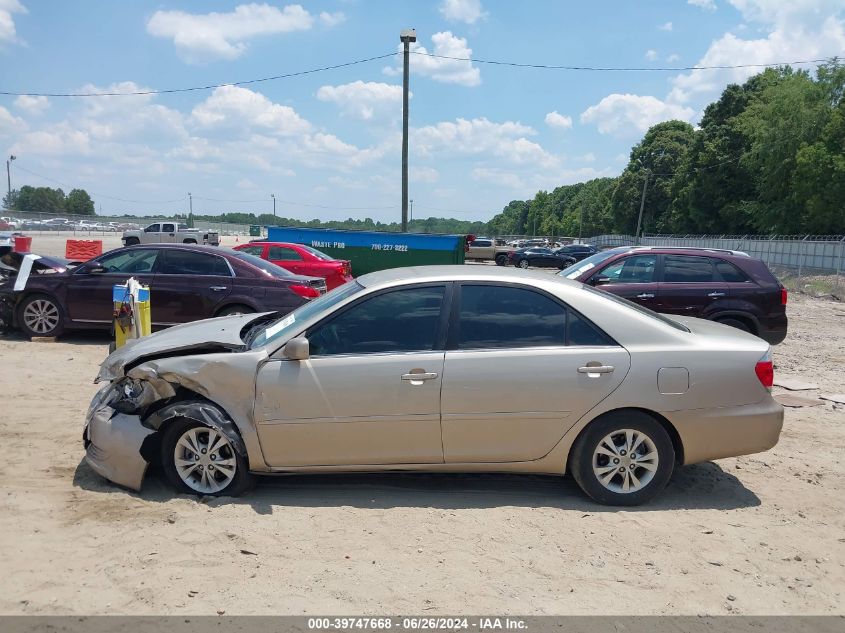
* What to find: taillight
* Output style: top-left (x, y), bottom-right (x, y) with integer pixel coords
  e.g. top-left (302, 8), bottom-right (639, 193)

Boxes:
top-left (755, 348), bottom-right (774, 390)
top-left (289, 284), bottom-right (320, 299)
top-left (781, 288), bottom-right (788, 306)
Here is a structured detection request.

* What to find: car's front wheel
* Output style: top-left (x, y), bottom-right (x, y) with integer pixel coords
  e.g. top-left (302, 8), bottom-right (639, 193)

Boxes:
top-left (161, 418), bottom-right (253, 496)
top-left (495, 254), bottom-right (507, 266)
top-left (18, 294), bottom-right (65, 338)
top-left (570, 411), bottom-right (674, 506)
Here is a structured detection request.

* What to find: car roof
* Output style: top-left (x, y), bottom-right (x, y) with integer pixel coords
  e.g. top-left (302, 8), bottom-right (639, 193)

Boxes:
top-left (358, 264), bottom-right (580, 289)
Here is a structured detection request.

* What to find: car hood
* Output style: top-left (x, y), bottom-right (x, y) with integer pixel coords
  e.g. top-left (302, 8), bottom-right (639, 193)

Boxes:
top-left (97, 312), bottom-right (276, 382)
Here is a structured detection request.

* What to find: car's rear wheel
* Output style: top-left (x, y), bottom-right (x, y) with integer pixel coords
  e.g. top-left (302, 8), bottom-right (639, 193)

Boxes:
top-left (216, 304), bottom-right (255, 317)
top-left (495, 254), bottom-right (508, 266)
top-left (518, 259), bottom-right (530, 269)
top-left (124, 237), bottom-right (139, 246)
top-left (161, 418), bottom-right (253, 496)
top-left (717, 317), bottom-right (753, 333)
top-left (18, 294), bottom-right (64, 338)
top-left (570, 411), bottom-right (674, 506)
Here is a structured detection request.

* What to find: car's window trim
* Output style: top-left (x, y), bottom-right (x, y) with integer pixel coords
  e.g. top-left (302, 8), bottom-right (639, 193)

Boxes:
top-left (445, 280), bottom-right (619, 352)
top-left (303, 282), bottom-right (454, 358)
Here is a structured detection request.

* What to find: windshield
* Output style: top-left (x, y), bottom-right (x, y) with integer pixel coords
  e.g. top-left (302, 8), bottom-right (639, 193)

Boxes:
top-left (299, 245), bottom-right (334, 261)
top-left (248, 281), bottom-right (363, 349)
top-left (559, 248), bottom-right (630, 279)
top-left (224, 249), bottom-right (294, 278)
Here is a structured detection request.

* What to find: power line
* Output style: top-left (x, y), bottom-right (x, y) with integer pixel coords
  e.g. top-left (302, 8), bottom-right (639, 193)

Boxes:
top-left (192, 195), bottom-right (397, 210)
top-left (12, 164), bottom-right (188, 204)
top-left (411, 51), bottom-right (842, 72)
top-left (0, 53), bottom-right (396, 97)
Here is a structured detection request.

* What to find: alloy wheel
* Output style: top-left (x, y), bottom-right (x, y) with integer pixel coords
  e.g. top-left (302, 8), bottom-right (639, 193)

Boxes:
top-left (592, 428), bottom-right (658, 494)
top-left (173, 427), bottom-right (238, 494)
top-left (22, 299), bottom-right (60, 335)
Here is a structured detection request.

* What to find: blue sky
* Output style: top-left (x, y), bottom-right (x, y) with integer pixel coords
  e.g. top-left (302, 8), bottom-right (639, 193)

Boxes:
top-left (1, 0), bottom-right (843, 221)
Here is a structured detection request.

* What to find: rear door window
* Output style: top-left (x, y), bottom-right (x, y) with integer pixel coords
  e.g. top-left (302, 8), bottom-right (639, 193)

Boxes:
top-left (160, 250), bottom-right (231, 276)
top-left (662, 256), bottom-right (715, 283)
top-left (162, 223), bottom-right (176, 233)
top-left (268, 246), bottom-right (303, 261)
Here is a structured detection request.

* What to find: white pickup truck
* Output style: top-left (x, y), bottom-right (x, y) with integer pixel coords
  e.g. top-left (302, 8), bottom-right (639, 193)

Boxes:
top-left (122, 221), bottom-right (219, 247)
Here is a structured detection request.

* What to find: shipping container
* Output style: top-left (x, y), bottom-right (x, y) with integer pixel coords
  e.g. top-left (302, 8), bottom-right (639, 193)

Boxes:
top-left (266, 226), bottom-right (467, 276)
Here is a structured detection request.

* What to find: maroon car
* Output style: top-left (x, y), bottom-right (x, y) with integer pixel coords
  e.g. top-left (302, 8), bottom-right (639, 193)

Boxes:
top-left (559, 246), bottom-right (788, 344)
top-left (0, 244), bottom-right (327, 338)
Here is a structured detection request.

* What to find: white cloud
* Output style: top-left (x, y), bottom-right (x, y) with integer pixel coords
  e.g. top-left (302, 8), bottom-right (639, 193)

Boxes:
top-left (191, 85), bottom-right (311, 135)
top-left (13, 95), bottom-right (49, 115)
top-left (544, 111), bottom-right (573, 130)
top-left (316, 81), bottom-right (405, 120)
top-left (410, 166), bottom-right (440, 183)
top-left (666, 53), bottom-right (681, 63)
top-left (439, 0), bottom-right (487, 24)
top-left (668, 1), bottom-right (845, 104)
top-left (146, 3), bottom-right (314, 63)
top-left (579, 152), bottom-right (597, 163)
top-left (645, 49), bottom-right (659, 61)
top-left (0, 0), bottom-right (25, 44)
top-left (319, 11), bottom-right (345, 27)
top-left (658, 21), bottom-right (673, 31)
top-left (10, 122), bottom-right (91, 156)
top-left (688, 0), bottom-right (717, 10)
top-left (413, 117), bottom-right (558, 168)
top-left (580, 94), bottom-right (695, 136)
top-left (384, 31), bottom-right (481, 87)
top-left (471, 167), bottom-right (526, 189)
top-left (0, 105), bottom-right (26, 136)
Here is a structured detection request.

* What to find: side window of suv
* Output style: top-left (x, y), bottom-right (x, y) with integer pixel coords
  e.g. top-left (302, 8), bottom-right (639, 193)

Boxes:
top-left (596, 255), bottom-right (657, 284)
top-left (663, 255), bottom-right (715, 283)
top-left (714, 259), bottom-right (749, 282)
top-left (308, 286), bottom-right (446, 356)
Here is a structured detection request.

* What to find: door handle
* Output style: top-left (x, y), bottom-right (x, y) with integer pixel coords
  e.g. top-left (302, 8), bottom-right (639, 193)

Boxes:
top-left (707, 291), bottom-right (726, 298)
top-left (210, 286), bottom-right (227, 291)
top-left (636, 293), bottom-right (654, 299)
top-left (401, 372), bottom-right (438, 381)
top-left (577, 365), bottom-right (615, 375)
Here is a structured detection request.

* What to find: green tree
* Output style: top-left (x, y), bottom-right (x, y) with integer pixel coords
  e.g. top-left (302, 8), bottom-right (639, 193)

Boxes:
top-left (65, 188), bottom-right (96, 216)
top-left (16, 185), bottom-right (66, 213)
top-left (2, 189), bottom-right (18, 210)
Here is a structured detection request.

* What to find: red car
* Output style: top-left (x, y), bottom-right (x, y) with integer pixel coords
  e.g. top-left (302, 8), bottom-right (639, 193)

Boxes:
top-left (234, 241), bottom-right (353, 290)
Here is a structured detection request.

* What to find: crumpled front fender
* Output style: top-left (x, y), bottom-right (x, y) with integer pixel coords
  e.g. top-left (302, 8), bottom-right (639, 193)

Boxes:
top-left (84, 404), bottom-right (154, 492)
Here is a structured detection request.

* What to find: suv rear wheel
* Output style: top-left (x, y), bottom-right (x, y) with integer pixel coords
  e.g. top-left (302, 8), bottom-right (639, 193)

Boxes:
top-left (717, 316), bottom-right (753, 334)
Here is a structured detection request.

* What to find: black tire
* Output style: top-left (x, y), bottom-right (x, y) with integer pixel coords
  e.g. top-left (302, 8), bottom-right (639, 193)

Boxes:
top-left (570, 411), bottom-right (675, 506)
top-left (495, 254), bottom-right (508, 267)
top-left (183, 239), bottom-right (197, 244)
top-left (216, 304), bottom-right (255, 317)
top-left (124, 237), bottom-right (140, 246)
top-left (160, 417), bottom-right (253, 497)
top-left (17, 293), bottom-right (65, 338)
top-left (518, 259), bottom-right (530, 269)
top-left (717, 317), bottom-right (753, 333)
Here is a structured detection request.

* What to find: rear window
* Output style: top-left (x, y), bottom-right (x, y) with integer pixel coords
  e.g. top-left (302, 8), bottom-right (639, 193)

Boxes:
top-left (471, 239), bottom-right (492, 247)
top-left (581, 284), bottom-right (690, 332)
top-left (300, 245), bottom-right (334, 260)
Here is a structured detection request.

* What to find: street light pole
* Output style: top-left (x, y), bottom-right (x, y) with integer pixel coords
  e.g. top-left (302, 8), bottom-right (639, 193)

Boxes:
top-left (410, 199), bottom-right (413, 223)
top-left (6, 155), bottom-right (16, 201)
top-left (400, 28), bottom-right (416, 233)
top-left (271, 193), bottom-right (276, 218)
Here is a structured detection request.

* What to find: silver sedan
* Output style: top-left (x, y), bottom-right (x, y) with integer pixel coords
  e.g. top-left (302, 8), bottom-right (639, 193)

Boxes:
top-left (84, 265), bottom-right (783, 505)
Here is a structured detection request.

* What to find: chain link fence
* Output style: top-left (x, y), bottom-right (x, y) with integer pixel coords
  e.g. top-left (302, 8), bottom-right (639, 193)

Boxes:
top-left (1, 211), bottom-right (252, 237)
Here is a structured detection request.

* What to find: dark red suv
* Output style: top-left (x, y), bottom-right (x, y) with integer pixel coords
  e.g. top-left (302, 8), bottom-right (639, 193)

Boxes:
top-left (559, 246), bottom-right (788, 344)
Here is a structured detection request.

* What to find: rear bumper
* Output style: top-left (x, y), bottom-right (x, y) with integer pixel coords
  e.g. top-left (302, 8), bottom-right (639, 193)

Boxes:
top-left (757, 315), bottom-right (788, 345)
top-left (665, 396), bottom-right (784, 465)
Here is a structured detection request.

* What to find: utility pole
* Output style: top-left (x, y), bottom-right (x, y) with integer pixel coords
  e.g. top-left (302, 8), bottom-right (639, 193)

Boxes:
top-left (578, 206), bottom-right (584, 243)
top-left (400, 28), bottom-right (416, 233)
top-left (410, 199), bottom-right (413, 224)
top-left (6, 155), bottom-right (16, 202)
top-left (635, 172), bottom-right (649, 245)
top-left (188, 192), bottom-right (193, 227)
top-left (271, 193), bottom-right (276, 218)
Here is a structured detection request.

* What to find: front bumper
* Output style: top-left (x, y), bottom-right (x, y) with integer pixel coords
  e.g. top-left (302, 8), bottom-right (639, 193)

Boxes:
top-left (666, 395), bottom-right (784, 465)
top-left (83, 387), bottom-right (153, 491)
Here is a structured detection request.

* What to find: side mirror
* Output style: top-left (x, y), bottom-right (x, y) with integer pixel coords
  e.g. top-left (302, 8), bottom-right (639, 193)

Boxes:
top-left (591, 276), bottom-right (611, 286)
top-left (284, 337), bottom-right (310, 360)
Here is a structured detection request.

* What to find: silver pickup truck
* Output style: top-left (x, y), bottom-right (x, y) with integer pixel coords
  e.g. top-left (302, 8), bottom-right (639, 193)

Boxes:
top-left (122, 221), bottom-right (220, 247)
top-left (466, 237), bottom-right (514, 266)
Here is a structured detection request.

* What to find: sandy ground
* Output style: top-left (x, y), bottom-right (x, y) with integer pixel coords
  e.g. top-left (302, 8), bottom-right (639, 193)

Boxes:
top-left (0, 294), bottom-right (843, 616)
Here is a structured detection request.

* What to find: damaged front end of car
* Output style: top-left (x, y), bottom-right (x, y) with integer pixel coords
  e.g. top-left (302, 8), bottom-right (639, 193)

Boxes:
top-left (83, 312), bottom-right (276, 492)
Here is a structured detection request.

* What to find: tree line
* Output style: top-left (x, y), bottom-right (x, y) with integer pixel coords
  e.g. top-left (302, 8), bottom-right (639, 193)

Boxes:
top-left (3, 186), bottom-right (96, 216)
top-left (488, 61), bottom-right (845, 237)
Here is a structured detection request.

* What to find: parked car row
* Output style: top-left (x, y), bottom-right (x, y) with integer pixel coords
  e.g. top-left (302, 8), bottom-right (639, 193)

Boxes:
top-left (1, 217), bottom-right (141, 232)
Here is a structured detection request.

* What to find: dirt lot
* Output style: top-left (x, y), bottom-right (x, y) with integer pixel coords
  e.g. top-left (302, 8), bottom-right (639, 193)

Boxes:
top-left (0, 294), bottom-right (843, 616)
